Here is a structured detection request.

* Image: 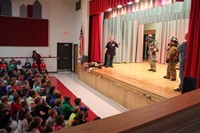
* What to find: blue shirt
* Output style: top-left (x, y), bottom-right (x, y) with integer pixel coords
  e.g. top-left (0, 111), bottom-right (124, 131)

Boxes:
top-left (53, 106), bottom-right (61, 115)
top-left (34, 86), bottom-right (41, 93)
top-left (178, 41), bottom-right (187, 62)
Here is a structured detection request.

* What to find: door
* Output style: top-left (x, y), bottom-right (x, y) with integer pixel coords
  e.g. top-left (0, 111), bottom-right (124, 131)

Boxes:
top-left (57, 43), bottom-right (72, 71)
top-left (74, 44), bottom-right (78, 73)
top-left (143, 30), bottom-right (156, 61)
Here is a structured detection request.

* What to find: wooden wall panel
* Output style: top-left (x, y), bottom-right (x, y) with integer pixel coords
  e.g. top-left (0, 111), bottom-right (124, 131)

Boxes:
top-left (78, 67), bottom-right (87, 83)
top-left (96, 76), bottom-right (109, 96)
top-left (108, 81), bottom-right (125, 106)
top-left (86, 72), bottom-right (96, 89)
top-left (78, 66), bottom-right (165, 110)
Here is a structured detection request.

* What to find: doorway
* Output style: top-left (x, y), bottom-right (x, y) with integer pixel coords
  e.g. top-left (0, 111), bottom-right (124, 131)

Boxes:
top-left (57, 43), bottom-right (72, 71)
top-left (143, 30), bottom-right (156, 61)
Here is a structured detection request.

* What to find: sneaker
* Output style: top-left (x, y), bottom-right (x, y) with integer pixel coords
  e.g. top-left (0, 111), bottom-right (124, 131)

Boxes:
top-left (110, 66), bottom-right (114, 68)
top-left (153, 70), bottom-right (156, 72)
top-left (163, 76), bottom-right (170, 79)
top-left (148, 69), bottom-right (153, 71)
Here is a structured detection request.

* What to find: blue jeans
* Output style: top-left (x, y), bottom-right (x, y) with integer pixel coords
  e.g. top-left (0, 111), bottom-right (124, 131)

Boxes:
top-left (178, 61), bottom-right (185, 90)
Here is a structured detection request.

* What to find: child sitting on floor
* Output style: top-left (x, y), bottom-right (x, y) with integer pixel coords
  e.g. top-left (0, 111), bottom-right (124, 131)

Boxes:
top-left (39, 59), bottom-right (48, 75)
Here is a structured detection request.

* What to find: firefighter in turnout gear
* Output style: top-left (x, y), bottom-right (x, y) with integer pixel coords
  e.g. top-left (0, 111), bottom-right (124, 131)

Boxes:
top-left (163, 36), bottom-right (179, 81)
top-left (146, 34), bottom-right (159, 72)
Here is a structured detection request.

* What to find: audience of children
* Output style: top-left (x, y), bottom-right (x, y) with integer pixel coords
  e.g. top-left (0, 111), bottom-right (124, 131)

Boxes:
top-left (14, 108), bottom-right (29, 133)
top-left (54, 115), bottom-right (66, 131)
top-left (74, 98), bottom-right (89, 118)
top-left (53, 99), bottom-right (62, 115)
top-left (32, 60), bottom-right (39, 70)
top-left (67, 106), bottom-right (80, 127)
top-left (25, 116), bottom-right (43, 133)
top-left (0, 103), bottom-right (12, 132)
top-left (0, 57), bottom-right (96, 133)
top-left (24, 59), bottom-right (32, 70)
top-left (60, 96), bottom-right (73, 120)
top-left (45, 109), bottom-right (57, 131)
top-left (39, 59), bottom-right (48, 75)
top-left (0, 58), bottom-right (8, 77)
top-left (10, 95), bottom-right (21, 120)
top-left (16, 60), bottom-right (23, 71)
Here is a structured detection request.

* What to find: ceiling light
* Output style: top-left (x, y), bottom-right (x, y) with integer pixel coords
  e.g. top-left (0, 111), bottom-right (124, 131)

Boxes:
top-left (135, 0), bottom-right (140, 3)
top-left (107, 8), bottom-right (112, 11)
top-left (117, 5), bottom-right (122, 8)
top-left (127, 2), bottom-right (133, 5)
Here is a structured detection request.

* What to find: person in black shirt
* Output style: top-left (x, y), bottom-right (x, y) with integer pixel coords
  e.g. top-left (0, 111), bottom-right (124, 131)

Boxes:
top-left (24, 58), bottom-right (32, 70)
top-left (104, 36), bottom-right (120, 68)
top-left (32, 50), bottom-right (41, 67)
top-left (34, 97), bottom-right (49, 121)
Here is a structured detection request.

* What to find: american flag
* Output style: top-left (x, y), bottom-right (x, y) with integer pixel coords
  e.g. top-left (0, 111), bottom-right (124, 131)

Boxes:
top-left (79, 27), bottom-right (84, 56)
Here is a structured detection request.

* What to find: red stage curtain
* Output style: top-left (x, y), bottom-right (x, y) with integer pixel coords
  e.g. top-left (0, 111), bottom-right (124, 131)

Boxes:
top-left (184, 0), bottom-right (200, 89)
top-left (90, 0), bottom-right (132, 15)
top-left (89, 0), bottom-right (132, 62)
top-left (89, 14), bottom-right (102, 62)
top-left (90, 0), bottom-right (183, 15)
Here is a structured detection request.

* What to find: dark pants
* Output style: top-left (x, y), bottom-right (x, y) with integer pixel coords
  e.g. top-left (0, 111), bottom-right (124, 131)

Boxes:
top-left (103, 54), bottom-right (108, 66)
top-left (178, 61), bottom-right (185, 90)
top-left (106, 54), bottom-right (115, 67)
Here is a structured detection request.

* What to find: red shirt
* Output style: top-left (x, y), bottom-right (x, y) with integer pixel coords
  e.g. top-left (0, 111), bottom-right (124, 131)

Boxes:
top-left (10, 102), bottom-right (21, 120)
top-left (11, 85), bottom-right (17, 90)
top-left (16, 86), bottom-right (22, 92)
top-left (32, 63), bottom-right (38, 69)
top-left (40, 63), bottom-right (46, 71)
top-left (0, 63), bottom-right (7, 69)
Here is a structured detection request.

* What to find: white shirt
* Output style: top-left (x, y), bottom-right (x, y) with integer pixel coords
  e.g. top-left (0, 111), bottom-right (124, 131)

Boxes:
top-left (14, 119), bottom-right (28, 133)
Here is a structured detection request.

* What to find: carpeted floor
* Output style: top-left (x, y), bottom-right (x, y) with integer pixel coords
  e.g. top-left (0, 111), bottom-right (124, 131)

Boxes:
top-left (50, 76), bottom-right (97, 121)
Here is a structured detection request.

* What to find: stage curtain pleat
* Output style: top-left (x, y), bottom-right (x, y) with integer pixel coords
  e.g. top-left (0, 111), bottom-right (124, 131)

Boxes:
top-left (185, 0), bottom-right (200, 89)
top-left (103, 18), bottom-right (141, 63)
top-left (159, 19), bottom-right (189, 64)
top-left (121, 20), bottom-right (139, 63)
top-left (136, 24), bottom-right (144, 63)
top-left (103, 0), bottom-right (190, 64)
top-left (89, 14), bottom-right (102, 62)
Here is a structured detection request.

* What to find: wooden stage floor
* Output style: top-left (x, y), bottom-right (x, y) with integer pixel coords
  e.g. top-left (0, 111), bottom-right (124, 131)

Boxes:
top-left (92, 62), bottom-right (181, 99)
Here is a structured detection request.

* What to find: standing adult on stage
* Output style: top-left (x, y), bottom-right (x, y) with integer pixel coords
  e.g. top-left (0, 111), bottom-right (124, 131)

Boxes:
top-left (174, 33), bottom-right (188, 92)
top-left (104, 36), bottom-right (120, 68)
top-left (146, 34), bottom-right (158, 72)
top-left (163, 37), bottom-right (179, 81)
top-left (32, 50), bottom-right (41, 67)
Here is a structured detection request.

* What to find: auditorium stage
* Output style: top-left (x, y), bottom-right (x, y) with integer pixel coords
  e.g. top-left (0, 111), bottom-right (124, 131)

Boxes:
top-left (78, 62), bottom-right (180, 110)
top-left (95, 62), bottom-right (180, 98)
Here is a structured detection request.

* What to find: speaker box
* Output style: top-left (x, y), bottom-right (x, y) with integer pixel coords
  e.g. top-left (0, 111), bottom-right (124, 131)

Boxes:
top-left (182, 76), bottom-right (197, 94)
top-left (81, 55), bottom-right (88, 65)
